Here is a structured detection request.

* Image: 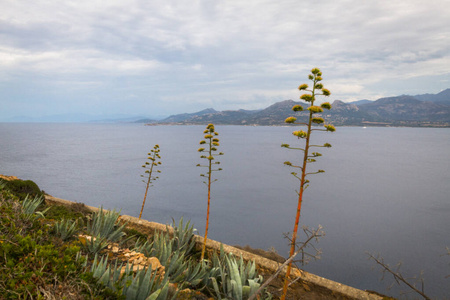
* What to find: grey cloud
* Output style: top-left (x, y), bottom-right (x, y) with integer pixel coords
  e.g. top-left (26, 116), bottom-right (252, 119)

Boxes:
top-left (0, 0), bottom-right (449, 119)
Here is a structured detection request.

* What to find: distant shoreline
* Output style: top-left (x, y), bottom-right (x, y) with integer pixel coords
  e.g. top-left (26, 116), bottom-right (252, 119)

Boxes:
top-left (145, 122), bottom-right (450, 128)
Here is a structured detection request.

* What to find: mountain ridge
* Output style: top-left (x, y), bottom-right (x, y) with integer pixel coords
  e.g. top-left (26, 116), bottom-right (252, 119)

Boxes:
top-left (154, 89), bottom-right (450, 127)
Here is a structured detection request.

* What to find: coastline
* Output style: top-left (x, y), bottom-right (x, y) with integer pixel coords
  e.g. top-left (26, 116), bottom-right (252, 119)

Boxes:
top-left (44, 194), bottom-right (383, 300)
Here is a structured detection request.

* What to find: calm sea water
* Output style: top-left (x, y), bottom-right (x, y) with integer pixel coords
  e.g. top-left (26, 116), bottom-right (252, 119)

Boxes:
top-left (1, 123), bottom-right (449, 299)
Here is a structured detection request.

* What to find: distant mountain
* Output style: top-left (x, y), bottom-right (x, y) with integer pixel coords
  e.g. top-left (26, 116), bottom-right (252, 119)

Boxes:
top-left (133, 118), bottom-right (158, 124)
top-left (5, 113), bottom-right (160, 123)
top-left (7, 113), bottom-right (97, 123)
top-left (358, 96), bottom-right (448, 121)
top-left (348, 99), bottom-right (372, 106)
top-left (91, 116), bottom-right (152, 123)
top-left (413, 88), bottom-right (450, 106)
top-left (153, 90), bottom-right (450, 127)
top-left (162, 108), bottom-right (217, 123)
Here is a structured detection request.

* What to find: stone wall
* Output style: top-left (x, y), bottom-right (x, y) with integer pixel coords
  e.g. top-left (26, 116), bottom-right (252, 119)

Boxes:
top-left (45, 195), bottom-right (382, 300)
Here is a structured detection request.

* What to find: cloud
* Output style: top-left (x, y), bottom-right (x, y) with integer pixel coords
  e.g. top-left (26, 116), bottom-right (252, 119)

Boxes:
top-left (0, 0), bottom-right (449, 119)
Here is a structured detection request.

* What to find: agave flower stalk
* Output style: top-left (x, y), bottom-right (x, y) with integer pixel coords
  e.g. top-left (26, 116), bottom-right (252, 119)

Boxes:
top-left (139, 144), bottom-right (162, 220)
top-left (280, 68), bottom-right (336, 300)
top-left (197, 124), bottom-right (223, 261)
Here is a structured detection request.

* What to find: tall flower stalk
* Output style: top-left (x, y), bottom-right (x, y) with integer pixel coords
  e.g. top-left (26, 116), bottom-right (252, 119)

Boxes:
top-left (280, 68), bottom-right (336, 300)
top-left (139, 144), bottom-right (161, 220)
top-left (197, 124), bottom-right (223, 261)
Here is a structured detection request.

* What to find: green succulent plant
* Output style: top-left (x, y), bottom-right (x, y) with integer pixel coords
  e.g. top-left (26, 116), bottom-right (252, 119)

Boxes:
top-left (208, 245), bottom-right (272, 300)
top-left (21, 194), bottom-right (49, 221)
top-left (140, 144), bottom-right (162, 220)
top-left (90, 254), bottom-right (177, 300)
top-left (134, 218), bottom-right (206, 289)
top-left (280, 68), bottom-right (336, 300)
top-left (83, 207), bottom-right (127, 254)
top-left (53, 218), bottom-right (79, 241)
top-left (197, 123), bottom-right (224, 261)
top-left (171, 217), bottom-right (197, 256)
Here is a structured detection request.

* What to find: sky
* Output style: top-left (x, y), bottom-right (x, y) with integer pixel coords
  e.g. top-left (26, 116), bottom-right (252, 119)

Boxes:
top-left (1, 0), bottom-right (450, 120)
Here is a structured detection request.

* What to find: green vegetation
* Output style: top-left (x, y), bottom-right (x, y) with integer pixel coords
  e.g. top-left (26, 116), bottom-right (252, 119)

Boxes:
top-left (89, 254), bottom-right (177, 300)
top-left (3, 179), bottom-right (44, 199)
top-left (0, 70), bottom-right (351, 298)
top-left (209, 246), bottom-right (272, 300)
top-left (0, 180), bottom-right (116, 299)
top-left (197, 123), bottom-right (224, 261)
top-left (280, 68), bottom-right (335, 300)
top-left (0, 178), bottom-right (272, 299)
top-left (82, 207), bottom-right (128, 254)
top-left (140, 144), bottom-right (162, 220)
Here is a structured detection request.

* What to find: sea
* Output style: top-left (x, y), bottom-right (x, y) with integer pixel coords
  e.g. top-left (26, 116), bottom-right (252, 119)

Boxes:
top-left (0, 123), bottom-right (449, 299)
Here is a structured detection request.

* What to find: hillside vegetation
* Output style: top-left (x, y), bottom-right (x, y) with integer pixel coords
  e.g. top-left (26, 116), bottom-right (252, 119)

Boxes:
top-left (0, 178), bottom-right (278, 300)
top-left (152, 89), bottom-right (450, 127)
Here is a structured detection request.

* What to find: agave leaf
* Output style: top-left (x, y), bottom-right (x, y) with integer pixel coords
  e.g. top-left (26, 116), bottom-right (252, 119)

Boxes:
top-left (98, 265), bottom-right (112, 286)
top-left (145, 289), bottom-right (161, 300)
top-left (210, 277), bottom-right (223, 300)
top-left (230, 280), bottom-right (241, 300)
top-left (247, 279), bottom-right (261, 298)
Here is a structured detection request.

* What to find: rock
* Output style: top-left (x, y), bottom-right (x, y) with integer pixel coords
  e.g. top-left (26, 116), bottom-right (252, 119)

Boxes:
top-left (176, 288), bottom-right (211, 300)
top-left (147, 257), bottom-right (163, 270)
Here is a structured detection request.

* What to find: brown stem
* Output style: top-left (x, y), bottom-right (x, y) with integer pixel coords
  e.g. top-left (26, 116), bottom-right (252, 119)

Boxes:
top-left (369, 254), bottom-right (431, 300)
top-left (281, 81), bottom-right (316, 300)
top-left (248, 228), bottom-right (320, 300)
top-left (139, 153), bottom-right (156, 220)
top-left (201, 137), bottom-right (213, 261)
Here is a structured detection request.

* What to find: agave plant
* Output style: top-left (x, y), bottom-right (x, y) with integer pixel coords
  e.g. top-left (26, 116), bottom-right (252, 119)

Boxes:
top-left (54, 218), bottom-right (79, 241)
top-left (86, 207), bottom-right (127, 243)
top-left (208, 245), bottom-right (272, 300)
top-left (21, 194), bottom-right (49, 220)
top-left (135, 218), bottom-right (196, 261)
top-left (82, 207), bottom-right (128, 254)
top-left (90, 254), bottom-right (177, 300)
top-left (80, 235), bottom-right (110, 254)
top-left (280, 68), bottom-right (335, 300)
top-left (140, 144), bottom-right (162, 220)
top-left (135, 231), bottom-right (174, 266)
top-left (197, 123), bottom-right (224, 261)
top-left (134, 218), bottom-right (208, 289)
top-left (171, 217), bottom-right (197, 256)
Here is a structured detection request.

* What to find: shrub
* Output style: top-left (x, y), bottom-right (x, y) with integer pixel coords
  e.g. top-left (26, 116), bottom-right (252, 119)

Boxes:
top-left (3, 179), bottom-right (44, 199)
top-left (46, 203), bottom-right (91, 221)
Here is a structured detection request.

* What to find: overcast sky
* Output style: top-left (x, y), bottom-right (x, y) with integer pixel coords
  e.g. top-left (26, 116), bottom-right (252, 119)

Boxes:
top-left (1, 0), bottom-right (449, 120)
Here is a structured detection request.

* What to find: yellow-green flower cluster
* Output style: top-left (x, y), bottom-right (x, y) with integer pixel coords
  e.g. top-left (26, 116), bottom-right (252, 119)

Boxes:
top-left (197, 123), bottom-right (223, 166)
top-left (307, 106), bottom-right (323, 113)
top-left (292, 130), bottom-right (307, 138)
top-left (321, 102), bottom-right (332, 110)
top-left (300, 94), bottom-right (314, 102)
top-left (285, 117), bottom-right (297, 124)
top-left (312, 117), bottom-right (324, 124)
top-left (322, 89), bottom-right (330, 96)
top-left (298, 84), bottom-right (308, 90)
top-left (292, 105), bottom-right (303, 112)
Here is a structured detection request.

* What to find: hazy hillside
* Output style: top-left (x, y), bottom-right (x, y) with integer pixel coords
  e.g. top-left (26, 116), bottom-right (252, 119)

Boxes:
top-left (152, 89), bottom-right (450, 127)
top-left (413, 88), bottom-right (450, 106)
